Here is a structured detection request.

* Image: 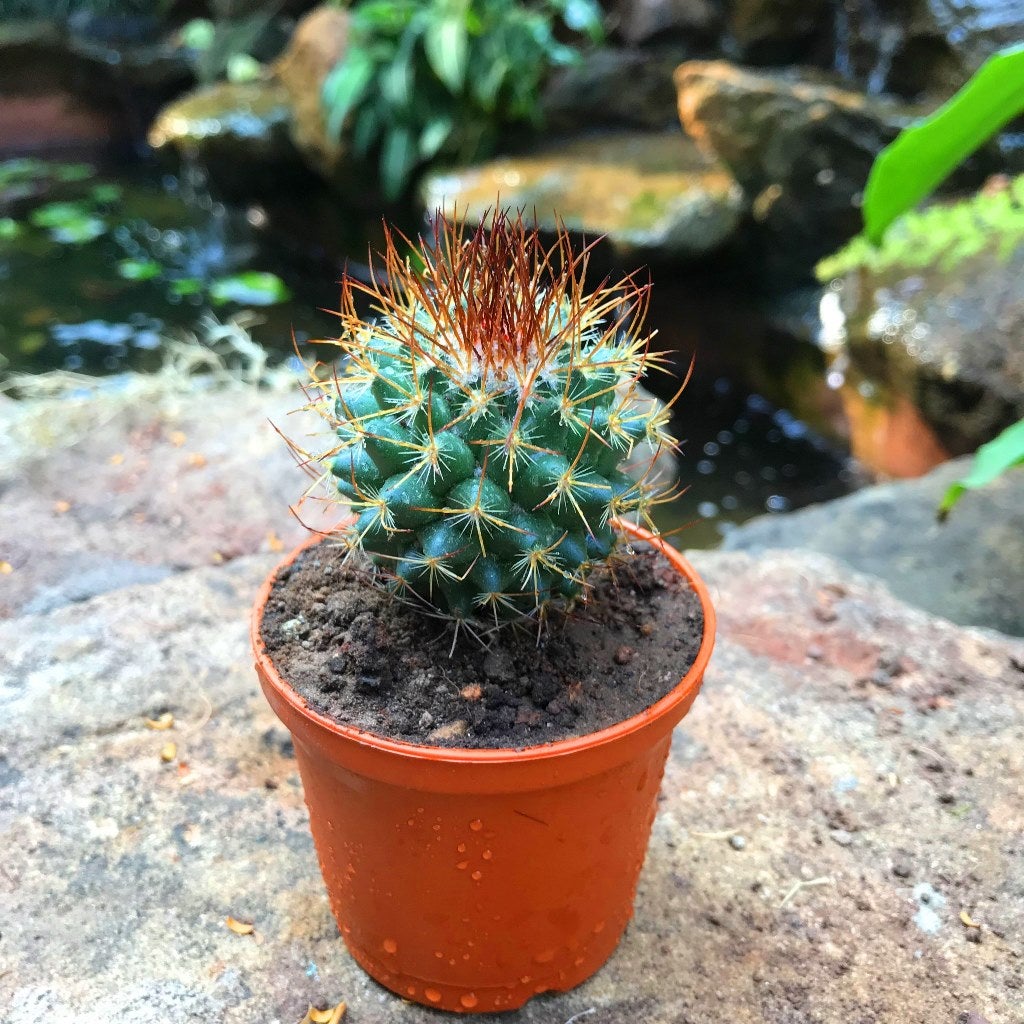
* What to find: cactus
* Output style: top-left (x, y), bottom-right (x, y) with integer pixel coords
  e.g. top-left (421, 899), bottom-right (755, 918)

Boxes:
top-left (308, 210), bottom-right (682, 630)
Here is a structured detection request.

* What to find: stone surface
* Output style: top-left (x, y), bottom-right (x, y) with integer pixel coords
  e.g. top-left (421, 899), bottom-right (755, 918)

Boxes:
top-left (829, 234), bottom-right (1024, 464)
top-left (421, 131), bottom-right (745, 262)
top-left (613, 0), bottom-right (722, 46)
top-left (724, 456), bottom-right (1024, 637)
top-left (727, 0), bottom-right (830, 62)
top-left (0, 385), bottom-right (332, 621)
top-left (542, 46), bottom-right (695, 131)
top-left (2, 385), bottom-right (1023, 1022)
top-left (148, 79), bottom-right (301, 193)
top-left (274, 4), bottom-right (351, 184)
top-left (674, 60), bottom-right (920, 278)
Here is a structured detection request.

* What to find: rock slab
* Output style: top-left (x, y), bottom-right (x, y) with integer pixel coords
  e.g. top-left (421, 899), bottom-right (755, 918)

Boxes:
top-left (421, 130), bottom-right (744, 262)
top-left (2, 388), bottom-right (1023, 1023)
top-left (725, 456), bottom-right (1024, 637)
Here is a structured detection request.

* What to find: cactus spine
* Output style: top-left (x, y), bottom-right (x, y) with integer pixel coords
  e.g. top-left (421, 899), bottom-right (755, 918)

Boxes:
top-left (312, 211), bottom-right (681, 629)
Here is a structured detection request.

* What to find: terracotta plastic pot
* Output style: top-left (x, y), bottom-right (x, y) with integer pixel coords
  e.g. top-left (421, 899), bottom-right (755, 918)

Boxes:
top-left (253, 521), bottom-right (716, 1013)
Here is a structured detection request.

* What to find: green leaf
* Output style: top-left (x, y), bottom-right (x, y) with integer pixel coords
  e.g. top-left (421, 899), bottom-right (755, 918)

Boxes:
top-left (169, 277), bottom-right (203, 297)
top-left (51, 216), bottom-right (106, 244)
top-left (424, 8), bottom-right (468, 93)
top-left (323, 49), bottom-right (376, 140)
top-left (380, 125), bottom-right (418, 200)
top-left (863, 43), bottom-right (1024, 245)
top-left (939, 417), bottom-right (1024, 520)
top-left (91, 183), bottom-right (123, 204)
top-left (226, 53), bottom-right (262, 84)
top-left (117, 259), bottom-right (162, 282)
top-left (209, 271), bottom-right (291, 306)
top-left (52, 163), bottom-right (94, 183)
top-left (561, 0), bottom-right (604, 41)
top-left (180, 17), bottom-right (215, 50)
top-left (29, 201), bottom-right (91, 229)
top-left (418, 116), bottom-right (453, 159)
top-left (0, 217), bottom-right (20, 240)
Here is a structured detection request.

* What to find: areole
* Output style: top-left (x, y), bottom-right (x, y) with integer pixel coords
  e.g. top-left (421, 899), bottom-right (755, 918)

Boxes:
top-left (253, 519), bottom-right (716, 1012)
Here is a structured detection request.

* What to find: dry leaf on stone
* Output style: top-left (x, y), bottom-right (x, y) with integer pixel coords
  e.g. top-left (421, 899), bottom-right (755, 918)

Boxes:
top-left (187, 453), bottom-right (207, 468)
top-left (0, 561), bottom-right (12, 575)
top-left (267, 530), bottom-right (284, 552)
top-left (109, 453), bottom-right (125, 465)
top-left (960, 910), bottom-right (981, 929)
top-left (53, 500), bottom-right (71, 514)
top-left (145, 712), bottom-right (175, 730)
top-left (302, 1002), bottom-right (346, 1024)
top-left (159, 741), bottom-right (177, 763)
top-left (168, 430), bottom-right (187, 447)
top-left (225, 916), bottom-right (255, 935)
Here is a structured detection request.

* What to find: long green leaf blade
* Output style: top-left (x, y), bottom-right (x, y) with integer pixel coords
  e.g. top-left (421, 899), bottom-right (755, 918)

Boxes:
top-left (939, 417), bottom-right (1024, 520)
top-left (863, 43), bottom-right (1024, 245)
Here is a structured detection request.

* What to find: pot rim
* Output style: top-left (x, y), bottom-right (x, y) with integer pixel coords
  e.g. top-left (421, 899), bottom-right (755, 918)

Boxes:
top-left (252, 518), bottom-right (716, 767)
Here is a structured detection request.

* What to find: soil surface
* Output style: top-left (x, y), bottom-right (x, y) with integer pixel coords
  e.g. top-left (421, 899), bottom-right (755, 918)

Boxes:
top-left (260, 539), bottom-right (704, 748)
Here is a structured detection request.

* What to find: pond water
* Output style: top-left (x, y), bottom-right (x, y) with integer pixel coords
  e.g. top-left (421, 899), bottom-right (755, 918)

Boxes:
top-left (0, 156), bottom-right (857, 546)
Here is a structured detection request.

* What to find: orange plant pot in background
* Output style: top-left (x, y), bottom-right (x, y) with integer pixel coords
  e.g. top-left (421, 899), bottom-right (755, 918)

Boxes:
top-left (252, 522), bottom-right (716, 1013)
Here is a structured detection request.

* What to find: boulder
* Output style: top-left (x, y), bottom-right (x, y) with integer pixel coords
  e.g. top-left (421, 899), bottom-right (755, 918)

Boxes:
top-left (147, 79), bottom-right (301, 195)
top-left (818, 177), bottom-right (1024, 464)
top-left (274, 4), bottom-right (351, 183)
top-left (612, 0), bottom-right (722, 46)
top-left (887, 0), bottom-right (1024, 97)
top-left (542, 45), bottom-right (696, 132)
top-left (724, 455), bottom-right (1024, 637)
top-left (2, 381), bottom-right (1022, 1021)
top-left (675, 60), bottom-right (919, 279)
top-left (421, 130), bottom-right (744, 263)
top-left (726, 0), bottom-right (831, 62)
top-left (2, 539), bottom-right (1022, 1020)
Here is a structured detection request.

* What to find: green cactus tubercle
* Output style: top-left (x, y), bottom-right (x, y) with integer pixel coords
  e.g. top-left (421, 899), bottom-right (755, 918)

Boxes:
top-left (316, 213), bottom-right (679, 626)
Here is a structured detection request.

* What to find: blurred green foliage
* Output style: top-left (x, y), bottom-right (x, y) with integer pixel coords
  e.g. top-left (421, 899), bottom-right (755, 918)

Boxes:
top-left (322, 0), bottom-right (603, 199)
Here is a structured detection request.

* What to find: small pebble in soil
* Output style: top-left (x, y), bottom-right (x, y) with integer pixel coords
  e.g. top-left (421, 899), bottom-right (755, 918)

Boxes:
top-left (939, 791), bottom-right (956, 804)
top-left (729, 834), bottom-right (746, 850)
top-left (419, 711), bottom-right (434, 731)
top-left (892, 861), bottom-right (912, 878)
top-left (830, 828), bottom-right (853, 847)
top-left (327, 655), bottom-right (346, 674)
top-left (357, 675), bottom-right (382, 694)
top-left (965, 929), bottom-right (983, 944)
top-left (614, 645), bottom-right (635, 665)
top-left (805, 644), bottom-right (823, 661)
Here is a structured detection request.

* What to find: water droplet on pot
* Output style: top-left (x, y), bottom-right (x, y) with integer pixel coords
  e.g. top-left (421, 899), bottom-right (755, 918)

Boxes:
top-left (456, 861), bottom-right (469, 870)
top-left (482, 849), bottom-right (492, 860)
top-left (460, 993), bottom-right (478, 1009)
top-left (471, 870), bottom-right (483, 881)
top-left (434, 950), bottom-right (444, 958)
top-left (425, 988), bottom-right (441, 1003)
top-left (593, 921), bottom-right (605, 933)
top-left (534, 948), bottom-right (555, 963)
top-left (406, 986), bottom-right (416, 997)
top-left (469, 818), bottom-right (483, 831)
top-left (383, 938), bottom-right (397, 954)
top-left (457, 842), bottom-right (466, 853)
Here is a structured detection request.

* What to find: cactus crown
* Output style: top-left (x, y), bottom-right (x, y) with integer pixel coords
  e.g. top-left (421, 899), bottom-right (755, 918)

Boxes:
top-left (307, 210), bottom-right (682, 632)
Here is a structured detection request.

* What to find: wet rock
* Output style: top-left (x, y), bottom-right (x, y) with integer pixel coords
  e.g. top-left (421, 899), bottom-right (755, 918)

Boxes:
top-left (675, 60), bottom-right (926, 279)
top-left (421, 131), bottom-right (744, 262)
top-left (148, 79), bottom-right (300, 194)
top-left (542, 46), bottom-right (693, 131)
top-left (820, 181), bottom-right (1024, 465)
top-left (275, 4), bottom-right (352, 184)
top-left (724, 456), bottom-right (1024, 637)
top-left (894, 0), bottom-right (1024, 96)
top-left (613, 0), bottom-right (722, 46)
top-left (727, 0), bottom-right (831, 62)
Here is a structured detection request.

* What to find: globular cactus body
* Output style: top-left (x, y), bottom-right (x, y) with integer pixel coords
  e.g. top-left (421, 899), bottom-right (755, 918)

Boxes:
top-left (313, 212), bottom-right (680, 628)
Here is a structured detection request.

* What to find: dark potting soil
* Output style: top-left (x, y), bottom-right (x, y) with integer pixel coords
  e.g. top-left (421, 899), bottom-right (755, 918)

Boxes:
top-left (260, 539), bottom-right (704, 749)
